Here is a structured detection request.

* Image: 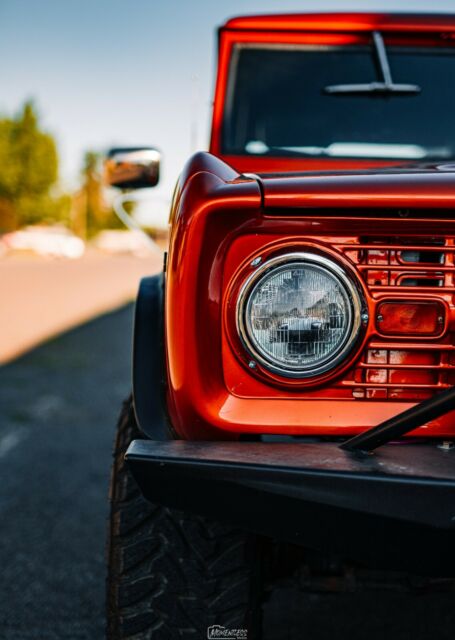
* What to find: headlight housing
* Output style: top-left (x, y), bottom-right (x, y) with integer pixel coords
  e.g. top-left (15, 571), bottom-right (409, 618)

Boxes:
top-left (236, 253), bottom-right (363, 378)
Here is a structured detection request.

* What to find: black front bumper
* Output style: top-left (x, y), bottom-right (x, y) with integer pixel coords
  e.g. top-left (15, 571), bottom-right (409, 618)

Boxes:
top-left (126, 440), bottom-right (455, 575)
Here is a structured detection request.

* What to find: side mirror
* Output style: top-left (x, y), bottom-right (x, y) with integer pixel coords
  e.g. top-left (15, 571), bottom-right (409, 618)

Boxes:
top-left (105, 147), bottom-right (161, 190)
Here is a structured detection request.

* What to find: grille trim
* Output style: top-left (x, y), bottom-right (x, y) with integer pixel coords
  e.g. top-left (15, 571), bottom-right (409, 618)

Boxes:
top-left (335, 236), bottom-right (455, 400)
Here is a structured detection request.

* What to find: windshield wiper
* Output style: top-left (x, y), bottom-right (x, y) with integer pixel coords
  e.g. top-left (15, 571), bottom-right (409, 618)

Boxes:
top-left (324, 31), bottom-right (421, 96)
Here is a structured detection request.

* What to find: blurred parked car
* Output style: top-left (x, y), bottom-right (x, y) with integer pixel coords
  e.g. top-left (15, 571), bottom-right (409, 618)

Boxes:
top-left (3, 226), bottom-right (85, 259)
top-left (92, 229), bottom-right (154, 257)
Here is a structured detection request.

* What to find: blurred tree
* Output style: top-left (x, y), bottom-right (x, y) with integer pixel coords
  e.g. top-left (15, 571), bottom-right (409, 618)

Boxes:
top-left (72, 151), bottom-right (124, 238)
top-left (0, 101), bottom-right (69, 231)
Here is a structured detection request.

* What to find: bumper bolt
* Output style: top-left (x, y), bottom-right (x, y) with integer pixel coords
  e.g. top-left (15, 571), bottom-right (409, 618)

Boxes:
top-left (361, 313), bottom-right (369, 324)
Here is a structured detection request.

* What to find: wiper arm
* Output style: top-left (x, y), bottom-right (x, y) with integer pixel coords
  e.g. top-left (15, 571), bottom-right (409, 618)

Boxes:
top-left (373, 30), bottom-right (394, 86)
top-left (324, 31), bottom-right (421, 96)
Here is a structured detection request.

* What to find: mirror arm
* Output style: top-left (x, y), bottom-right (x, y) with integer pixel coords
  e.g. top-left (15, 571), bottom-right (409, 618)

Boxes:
top-left (112, 192), bottom-right (162, 254)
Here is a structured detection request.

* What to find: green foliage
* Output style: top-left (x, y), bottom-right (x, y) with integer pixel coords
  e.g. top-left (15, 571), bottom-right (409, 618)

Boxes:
top-left (0, 101), bottom-right (67, 231)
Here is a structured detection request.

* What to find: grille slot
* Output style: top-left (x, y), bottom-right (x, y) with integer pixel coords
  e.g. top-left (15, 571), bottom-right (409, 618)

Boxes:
top-left (336, 236), bottom-right (455, 401)
top-left (400, 249), bottom-right (444, 264)
top-left (341, 237), bottom-right (455, 293)
top-left (399, 276), bottom-right (444, 287)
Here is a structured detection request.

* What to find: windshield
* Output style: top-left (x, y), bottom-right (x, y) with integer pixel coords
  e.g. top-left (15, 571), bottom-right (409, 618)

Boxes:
top-left (222, 43), bottom-right (455, 160)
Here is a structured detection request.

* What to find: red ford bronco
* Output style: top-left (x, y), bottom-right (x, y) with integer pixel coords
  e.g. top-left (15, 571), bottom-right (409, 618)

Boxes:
top-left (105, 13), bottom-right (455, 639)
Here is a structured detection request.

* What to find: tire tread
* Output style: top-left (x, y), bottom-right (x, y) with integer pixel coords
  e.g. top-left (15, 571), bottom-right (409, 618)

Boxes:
top-left (106, 398), bottom-right (261, 639)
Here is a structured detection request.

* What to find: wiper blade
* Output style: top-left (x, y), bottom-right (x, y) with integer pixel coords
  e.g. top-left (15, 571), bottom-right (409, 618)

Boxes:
top-left (325, 82), bottom-right (420, 96)
top-left (246, 141), bottom-right (451, 160)
top-left (324, 31), bottom-right (421, 97)
top-left (267, 143), bottom-right (434, 159)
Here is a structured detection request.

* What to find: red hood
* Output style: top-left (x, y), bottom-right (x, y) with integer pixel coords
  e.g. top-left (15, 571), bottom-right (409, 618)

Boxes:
top-left (252, 165), bottom-right (455, 210)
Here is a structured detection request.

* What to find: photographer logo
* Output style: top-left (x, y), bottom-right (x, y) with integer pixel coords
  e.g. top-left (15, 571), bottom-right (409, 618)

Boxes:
top-left (207, 624), bottom-right (248, 639)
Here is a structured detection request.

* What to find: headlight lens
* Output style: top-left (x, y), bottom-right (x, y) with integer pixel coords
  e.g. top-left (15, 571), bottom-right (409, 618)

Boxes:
top-left (237, 253), bottom-right (362, 378)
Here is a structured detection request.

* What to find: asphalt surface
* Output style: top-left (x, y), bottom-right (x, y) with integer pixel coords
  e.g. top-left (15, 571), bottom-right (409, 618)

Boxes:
top-left (0, 305), bottom-right (454, 639)
top-left (0, 305), bottom-right (134, 639)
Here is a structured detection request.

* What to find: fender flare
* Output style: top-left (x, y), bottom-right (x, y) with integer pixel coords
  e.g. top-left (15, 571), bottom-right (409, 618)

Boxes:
top-left (132, 272), bottom-right (170, 440)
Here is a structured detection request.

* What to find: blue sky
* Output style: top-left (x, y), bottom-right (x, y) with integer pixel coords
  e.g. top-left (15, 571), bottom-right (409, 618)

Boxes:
top-left (1, 0), bottom-right (455, 205)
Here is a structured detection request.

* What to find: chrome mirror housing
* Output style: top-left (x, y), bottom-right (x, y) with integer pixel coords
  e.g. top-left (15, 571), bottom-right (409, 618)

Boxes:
top-left (105, 147), bottom-right (161, 190)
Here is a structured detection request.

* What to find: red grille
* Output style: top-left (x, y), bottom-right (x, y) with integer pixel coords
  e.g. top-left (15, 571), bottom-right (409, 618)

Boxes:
top-left (337, 236), bottom-right (455, 401)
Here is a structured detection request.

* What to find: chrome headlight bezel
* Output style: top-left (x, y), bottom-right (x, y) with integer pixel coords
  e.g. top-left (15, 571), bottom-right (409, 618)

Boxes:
top-left (236, 252), bottom-right (363, 379)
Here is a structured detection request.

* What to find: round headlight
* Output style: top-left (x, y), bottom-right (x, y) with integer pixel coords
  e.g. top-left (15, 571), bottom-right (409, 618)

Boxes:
top-left (237, 253), bottom-right (363, 378)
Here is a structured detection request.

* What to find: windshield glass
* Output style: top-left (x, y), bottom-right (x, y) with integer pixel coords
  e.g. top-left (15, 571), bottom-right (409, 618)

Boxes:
top-left (222, 44), bottom-right (455, 160)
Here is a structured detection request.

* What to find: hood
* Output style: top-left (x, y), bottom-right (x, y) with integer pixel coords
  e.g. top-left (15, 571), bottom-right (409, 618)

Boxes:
top-left (253, 164), bottom-right (455, 210)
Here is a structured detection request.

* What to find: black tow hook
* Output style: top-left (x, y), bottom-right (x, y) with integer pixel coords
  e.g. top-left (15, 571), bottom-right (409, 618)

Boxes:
top-left (340, 386), bottom-right (455, 453)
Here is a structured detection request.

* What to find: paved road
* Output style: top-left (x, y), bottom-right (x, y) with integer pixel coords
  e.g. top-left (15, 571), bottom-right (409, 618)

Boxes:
top-left (0, 306), bottom-right (454, 639)
top-left (0, 305), bottom-right (134, 639)
top-left (0, 249), bottom-right (162, 364)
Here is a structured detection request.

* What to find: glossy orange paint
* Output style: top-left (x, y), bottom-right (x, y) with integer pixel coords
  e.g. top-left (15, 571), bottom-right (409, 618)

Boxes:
top-left (164, 14), bottom-right (455, 441)
top-left (165, 153), bottom-right (455, 440)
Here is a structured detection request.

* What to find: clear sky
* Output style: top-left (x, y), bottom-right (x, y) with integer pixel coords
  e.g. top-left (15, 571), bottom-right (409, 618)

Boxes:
top-left (1, 0), bottom-right (455, 210)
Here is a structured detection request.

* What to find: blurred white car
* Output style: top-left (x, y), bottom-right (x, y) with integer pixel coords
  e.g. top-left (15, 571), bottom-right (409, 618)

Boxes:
top-left (92, 229), bottom-right (154, 257)
top-left (3, 226), bottom-right (85, 259)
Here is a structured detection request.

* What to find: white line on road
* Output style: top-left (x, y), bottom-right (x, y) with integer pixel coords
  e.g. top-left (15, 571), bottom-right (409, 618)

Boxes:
top-left (0, 428), bottom-right (29, 458)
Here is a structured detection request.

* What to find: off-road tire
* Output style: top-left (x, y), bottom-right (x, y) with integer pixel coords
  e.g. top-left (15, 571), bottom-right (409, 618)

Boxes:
top-left (107, 397), bottom-right (263, 639)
